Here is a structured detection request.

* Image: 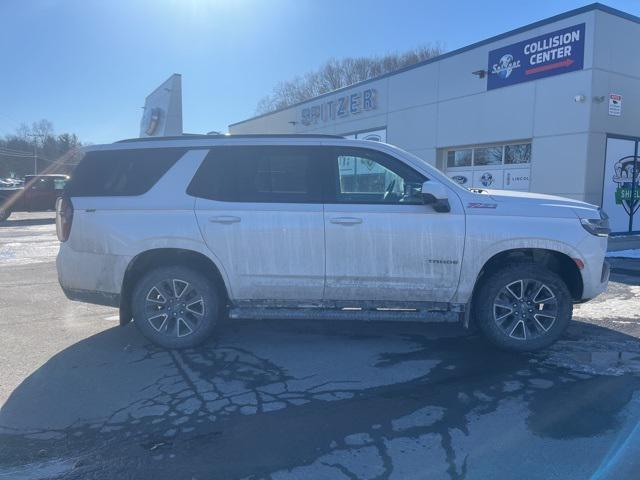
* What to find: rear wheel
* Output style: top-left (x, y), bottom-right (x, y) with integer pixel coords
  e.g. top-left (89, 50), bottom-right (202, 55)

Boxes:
top-left (0, 208), bottom-right (11, 222)
top-left (473, 263), bottom-right (572, 351)
top-left (131, 266), bottom-right (220, 349)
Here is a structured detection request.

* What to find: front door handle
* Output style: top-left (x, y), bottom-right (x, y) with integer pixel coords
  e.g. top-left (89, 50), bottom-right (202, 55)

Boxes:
top-left (329, 217), bottom-right (363, 226)
top-left (209, 215), bottom-right (241, 224)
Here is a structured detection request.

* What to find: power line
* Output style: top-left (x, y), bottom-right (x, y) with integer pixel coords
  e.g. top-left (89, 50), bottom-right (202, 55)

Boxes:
top-left (0, 149), bottom-right (82, 165)
top-left (0, 150), bottom-right (32, 157)
top-left (0, 147), bottom-right (33, 155)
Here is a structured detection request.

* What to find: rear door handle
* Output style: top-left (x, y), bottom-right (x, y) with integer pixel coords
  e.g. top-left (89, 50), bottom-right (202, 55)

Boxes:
top-left (209, 215), bottom-right (241, 224)
top-left (329, 217), bottom-right (363, 226)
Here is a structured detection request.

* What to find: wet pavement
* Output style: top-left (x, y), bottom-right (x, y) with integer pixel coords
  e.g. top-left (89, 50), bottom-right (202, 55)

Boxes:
top-left (1, 212), bottom-right (640, 479)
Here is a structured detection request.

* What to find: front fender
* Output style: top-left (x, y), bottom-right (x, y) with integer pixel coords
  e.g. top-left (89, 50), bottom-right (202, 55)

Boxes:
top-left (452, 236), bottom-right (585, 305)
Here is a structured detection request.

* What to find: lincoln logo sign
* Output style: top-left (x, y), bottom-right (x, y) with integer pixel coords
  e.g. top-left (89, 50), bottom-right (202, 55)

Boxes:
top-left (301, 88), bottom-right (377, 126)
top-left (487, 23), bottom-right (585, 90)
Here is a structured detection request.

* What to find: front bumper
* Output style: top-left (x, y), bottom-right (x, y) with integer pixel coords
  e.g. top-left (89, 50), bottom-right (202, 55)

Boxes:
top-left (577, 233), bottom-right (609, 301)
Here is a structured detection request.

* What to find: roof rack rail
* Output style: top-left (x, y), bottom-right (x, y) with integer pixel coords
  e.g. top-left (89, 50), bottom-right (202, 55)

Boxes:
top-left (115, 134), bottom-right (344, 143)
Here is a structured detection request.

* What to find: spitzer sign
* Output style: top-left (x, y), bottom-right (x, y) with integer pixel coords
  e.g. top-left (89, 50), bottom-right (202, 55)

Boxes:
top-left (487, 24), bottom-right (585, 90)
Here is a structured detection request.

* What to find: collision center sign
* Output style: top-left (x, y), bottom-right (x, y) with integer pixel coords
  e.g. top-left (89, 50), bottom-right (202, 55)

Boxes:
top-left (487, 23), bottom-right (585, 90)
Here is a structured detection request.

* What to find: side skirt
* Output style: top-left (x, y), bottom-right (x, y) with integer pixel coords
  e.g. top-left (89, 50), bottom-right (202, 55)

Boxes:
top-left (228, 302), bottom-right (466, 323)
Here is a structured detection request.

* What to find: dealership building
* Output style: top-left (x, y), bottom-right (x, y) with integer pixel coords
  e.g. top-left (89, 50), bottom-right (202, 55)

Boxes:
top-left (228, 3), bottom-right (640, 235)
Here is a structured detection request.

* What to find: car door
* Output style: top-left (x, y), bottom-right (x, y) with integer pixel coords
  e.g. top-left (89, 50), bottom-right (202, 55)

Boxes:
top-left (191, 145), bottom-right (326, 302)
top-left (323, 147), bottom-right (465, 304)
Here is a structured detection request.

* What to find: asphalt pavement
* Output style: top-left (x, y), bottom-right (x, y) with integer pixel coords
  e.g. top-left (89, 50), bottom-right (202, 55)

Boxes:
top-left (2, 212), bottom-right (640, 480)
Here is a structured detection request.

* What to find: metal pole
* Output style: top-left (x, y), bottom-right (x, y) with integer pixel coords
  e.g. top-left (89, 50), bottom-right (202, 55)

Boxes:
top-left (630, 141), bottom-right (639, 233)
top-left (26, 134), bottom-right (41, 176)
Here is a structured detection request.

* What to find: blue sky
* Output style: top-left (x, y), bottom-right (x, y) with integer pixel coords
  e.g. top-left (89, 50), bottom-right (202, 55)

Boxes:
top-left (1, 0), bottom-right (639, 144)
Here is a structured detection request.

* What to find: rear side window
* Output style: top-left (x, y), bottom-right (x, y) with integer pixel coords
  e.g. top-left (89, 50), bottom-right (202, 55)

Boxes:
top-left (187, 146), bottom-right (324, 203)
top-left (66, 148), bottom-right (186, 197)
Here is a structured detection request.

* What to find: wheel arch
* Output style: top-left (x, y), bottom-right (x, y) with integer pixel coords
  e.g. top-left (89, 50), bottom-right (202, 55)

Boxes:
top-left (471, 248), bottom-right (584, 311)
top-left (119, 248), bottom-right (230, 325)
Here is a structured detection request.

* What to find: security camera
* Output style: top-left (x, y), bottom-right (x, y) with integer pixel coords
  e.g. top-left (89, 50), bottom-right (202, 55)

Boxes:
top-left (574, 94), bottom-right (586, 103)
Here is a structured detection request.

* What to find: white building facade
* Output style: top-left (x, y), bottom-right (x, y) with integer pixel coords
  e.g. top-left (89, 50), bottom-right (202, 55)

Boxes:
top-left (229, 4), bottom-right (640, 235)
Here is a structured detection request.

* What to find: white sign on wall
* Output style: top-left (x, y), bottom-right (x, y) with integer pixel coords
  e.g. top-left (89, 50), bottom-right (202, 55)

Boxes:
top-left (448, 166), bottom-right (531, 191)
top-left (342, 128), bottom-right (386, 142)
top-left (447, 171), bottom-right (473, 188)
top-left (608, 94), bottom-right (622, 117)
top-left (503, 168), bottom-right (531, 190)
top-left (473, 169), bottom-right (504, 189)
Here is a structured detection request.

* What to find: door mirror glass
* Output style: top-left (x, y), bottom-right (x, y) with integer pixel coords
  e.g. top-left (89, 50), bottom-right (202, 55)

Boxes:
top-left (421, 181), bottom-right (451, 213)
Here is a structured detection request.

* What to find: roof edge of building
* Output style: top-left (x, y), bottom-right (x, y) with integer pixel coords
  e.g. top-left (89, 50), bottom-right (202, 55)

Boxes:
top-left (229, 2), bottom-right (638, 128)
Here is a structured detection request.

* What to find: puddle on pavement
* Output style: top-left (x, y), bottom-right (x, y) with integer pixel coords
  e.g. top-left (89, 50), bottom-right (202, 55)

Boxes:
top-left (527, 375), bottom-right (640, 439)
top-left (0, 457), bottom-right (76, 480)
top-left (541, 347), bottom-right (640, 376)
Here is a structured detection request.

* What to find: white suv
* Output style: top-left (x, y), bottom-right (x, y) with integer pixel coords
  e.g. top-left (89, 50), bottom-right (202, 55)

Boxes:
top-left (56, 135), bottom-right (610, 351)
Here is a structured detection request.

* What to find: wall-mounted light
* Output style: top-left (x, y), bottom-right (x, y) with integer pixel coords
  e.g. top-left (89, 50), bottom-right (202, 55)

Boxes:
top-left (574, 94), bottom-right (586, 103)
top-left (472, 70), bottom-right (487, 79)
top-left (593, 96), bottom-right (606, 103)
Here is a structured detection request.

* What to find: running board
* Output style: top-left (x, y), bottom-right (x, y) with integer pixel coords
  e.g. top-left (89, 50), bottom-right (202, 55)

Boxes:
top-left (228, 307), bottom-right (459, 323)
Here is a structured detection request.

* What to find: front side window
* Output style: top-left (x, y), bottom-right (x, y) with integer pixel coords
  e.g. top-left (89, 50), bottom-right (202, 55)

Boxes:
top-left (330, 148), bottom-right (425, 204)
top-left (187, 146), bottom-right (323, 203)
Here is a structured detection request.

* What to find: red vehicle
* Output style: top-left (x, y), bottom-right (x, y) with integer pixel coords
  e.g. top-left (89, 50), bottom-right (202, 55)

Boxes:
top-left (0, 174), bottom-right (69, 222)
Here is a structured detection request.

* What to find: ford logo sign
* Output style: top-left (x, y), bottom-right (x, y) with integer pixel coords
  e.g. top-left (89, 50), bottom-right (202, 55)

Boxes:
top-left (451, 175), bottom-right (468, 185)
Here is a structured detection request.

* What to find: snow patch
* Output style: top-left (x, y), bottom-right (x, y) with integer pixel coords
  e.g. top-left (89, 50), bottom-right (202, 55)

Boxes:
top-left (606, 249), bottom-right (640, 259)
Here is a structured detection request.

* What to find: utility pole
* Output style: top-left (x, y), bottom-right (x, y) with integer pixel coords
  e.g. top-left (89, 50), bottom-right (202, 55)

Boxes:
top-left (26, 133), bottom-right (44, 175)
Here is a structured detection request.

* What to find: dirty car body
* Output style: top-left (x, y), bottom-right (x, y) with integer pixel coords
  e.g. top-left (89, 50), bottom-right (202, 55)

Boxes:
top-left (56, 135), bottom-right (610, 351)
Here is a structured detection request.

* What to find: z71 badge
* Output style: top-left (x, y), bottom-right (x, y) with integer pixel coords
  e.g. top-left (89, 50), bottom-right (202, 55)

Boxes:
top-left (467, 202), bottom-right (498, 209)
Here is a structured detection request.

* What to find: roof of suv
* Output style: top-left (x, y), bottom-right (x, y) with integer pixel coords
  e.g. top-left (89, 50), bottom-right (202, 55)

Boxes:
top-left (115, 134), bottom-right (344, 144)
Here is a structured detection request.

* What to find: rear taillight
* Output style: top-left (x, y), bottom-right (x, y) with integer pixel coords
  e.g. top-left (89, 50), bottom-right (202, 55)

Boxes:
top-left (55, 196), bottom-right (73, 242)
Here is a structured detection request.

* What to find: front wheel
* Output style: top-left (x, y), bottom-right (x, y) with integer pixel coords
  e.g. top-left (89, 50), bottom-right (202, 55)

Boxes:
top-left (131, 266), bottom-right (221, 349)
top-left (473, 263), bottom-right (573, 352)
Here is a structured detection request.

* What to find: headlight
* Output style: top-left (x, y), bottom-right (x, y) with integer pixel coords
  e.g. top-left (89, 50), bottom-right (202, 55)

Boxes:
top-left (580, 210), bottom-right (610, 237)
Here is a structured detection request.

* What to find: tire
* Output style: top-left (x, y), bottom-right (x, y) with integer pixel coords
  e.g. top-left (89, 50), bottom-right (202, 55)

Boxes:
top-left (0, 208), bottom-right (11, 222)
top-left (131, 266), bottom-right (221, 349)
top-left (473, 263), bottom-right (572, 352)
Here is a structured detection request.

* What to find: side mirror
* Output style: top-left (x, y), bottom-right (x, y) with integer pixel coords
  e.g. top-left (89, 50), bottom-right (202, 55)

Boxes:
top-left (421, 181), bottom-right (451, 213)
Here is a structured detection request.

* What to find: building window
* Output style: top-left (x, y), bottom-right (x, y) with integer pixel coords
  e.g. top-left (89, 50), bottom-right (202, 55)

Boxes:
top-left (447, 149), bottom-right (472, 168)
top-left (474, 146), bottom-right (503, 166)
top-left (505, 143), bottom-right (532, 164)
top-left (444, 141), bottom-right (532, 192)
top-left (446, 142), bottom-right (531, 168)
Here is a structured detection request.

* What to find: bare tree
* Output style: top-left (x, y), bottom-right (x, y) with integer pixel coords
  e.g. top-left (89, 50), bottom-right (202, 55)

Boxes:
top-left (0, 120), bottom-right (83, 178)
top-left (256, 44), bottom-right (445, 114)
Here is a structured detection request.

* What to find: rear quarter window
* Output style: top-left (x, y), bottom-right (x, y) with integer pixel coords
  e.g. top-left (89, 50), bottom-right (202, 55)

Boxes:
top-left (187, 146), bottom-right (324, 203)
top-left (65, 148), bottom-right (187, 197)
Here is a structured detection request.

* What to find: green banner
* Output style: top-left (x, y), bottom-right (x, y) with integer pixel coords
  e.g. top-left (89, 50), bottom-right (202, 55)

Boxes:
top-left (615, 186), bottom-right (640, 204)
